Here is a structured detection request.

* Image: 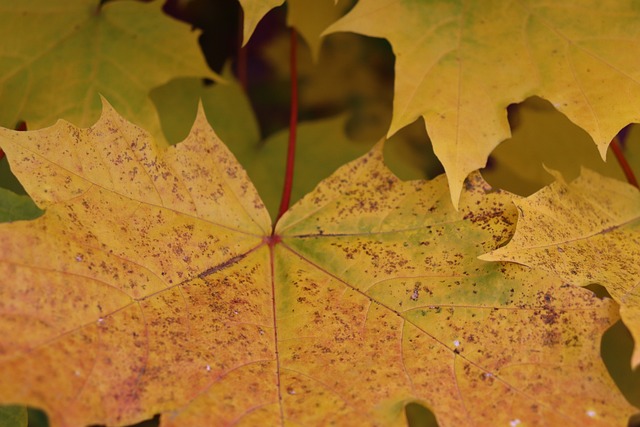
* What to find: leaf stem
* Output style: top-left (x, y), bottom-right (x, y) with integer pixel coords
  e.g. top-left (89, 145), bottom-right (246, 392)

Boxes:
top-left (276, 28), bottom-right (298, 223)
top-left (610, 135), bottom-right (639, 189)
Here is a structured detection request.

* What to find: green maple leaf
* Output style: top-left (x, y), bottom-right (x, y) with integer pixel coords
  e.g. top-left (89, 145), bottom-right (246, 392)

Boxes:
top-left (0, 188), bottom-right (42, 223)
top-left (325, 0), bottom-right (640, 207)
top-left (0, 103), bottom-right (634, 426)
top-left (0, 0), bottom-right (215, 144)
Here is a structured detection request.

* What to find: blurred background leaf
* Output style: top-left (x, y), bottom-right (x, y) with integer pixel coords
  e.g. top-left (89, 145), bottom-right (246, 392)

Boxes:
top-left (0, 406), bottom-right (26, 427)
top-left (0, 188), bottom-right (43, 222)
top-left (482, 96), bottom-right (627, 195)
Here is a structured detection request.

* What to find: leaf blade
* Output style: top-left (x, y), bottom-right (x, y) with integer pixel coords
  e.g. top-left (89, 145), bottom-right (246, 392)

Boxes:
top-left (326, 0), bottom-right (640, 207)
top-left (482, 167), bottom-right (640, 369)
top-left (0, 108), bottom-right (634, 425)
top-left (0, 0), bottom-right (216, 144)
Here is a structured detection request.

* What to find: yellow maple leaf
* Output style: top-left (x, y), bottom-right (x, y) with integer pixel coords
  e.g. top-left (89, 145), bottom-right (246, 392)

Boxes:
top-left (482, 168), bottom-right (640, 369)
top-left (325, 0), bottom-right (640, 208)
top-left (0, 103), bottom-right (634, 426)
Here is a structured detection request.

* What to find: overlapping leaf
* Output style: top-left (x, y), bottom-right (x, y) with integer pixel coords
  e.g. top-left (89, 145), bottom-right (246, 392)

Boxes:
top-left (482, 97), bottom-right (626, 196)
top-left (0, 0), bottom-right (215, 144)
top-left (325, 0), bottom-right (640, 207)
top-left (0, 102), bottom-right (271, 426)
top-left (482, 169), bottom-right (640, 369)
top-left (150, 75), bottom-right (427, 218)
top-left (150, 76), bottom-right (373, 218)
top-left (0, 104), bottom-right (634, 426)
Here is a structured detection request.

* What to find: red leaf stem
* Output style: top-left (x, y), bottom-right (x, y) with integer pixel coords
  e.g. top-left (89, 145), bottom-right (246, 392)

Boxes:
top-left (275, 28), bottom-right (298, 224)
top-left (610, 135), bottom-right (639, 189)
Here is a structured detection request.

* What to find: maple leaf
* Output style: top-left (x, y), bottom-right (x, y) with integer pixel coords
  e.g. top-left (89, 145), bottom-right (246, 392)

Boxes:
top-left (0, 104), bottom-right (635, 426)
top-left (0, 0), bottom-right (215, 144)
top-left (150, 75), bottom-right (261, 147)
top-left (150, 75), bottom-right (424, 218)
top-left (325, 0), bottom-right (640, 207)
top-left (481, 168), bottom-right (640, 369)
top-left (150, 76), bottom-right (372, 218)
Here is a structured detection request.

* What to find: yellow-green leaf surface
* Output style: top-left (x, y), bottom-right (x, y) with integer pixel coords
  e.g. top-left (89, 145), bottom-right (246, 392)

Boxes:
top-left (151, 76), bottom-right (426, 219)
top-left (0, 0), bottom-right (215, 144)
top-left (0, 105), bottom-right (634, 426)
top-left (151, 76), bottom-right (371, 218)
top-left (326, 0), bottom-right (640, 207)
top-left (481, 169), bottom-right (640, 369)
top-left (239, 0), bottom-right (285, 45)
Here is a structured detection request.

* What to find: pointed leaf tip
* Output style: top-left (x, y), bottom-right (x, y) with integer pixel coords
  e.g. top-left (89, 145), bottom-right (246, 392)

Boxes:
top-left (239, 0), bottom-right (285, 45)
top-left (329, 0), bottom-right (640, 215)
top-left (0, 107), bottom-right (634, 425)
top-left (193, 100), bottom-right (213, 133)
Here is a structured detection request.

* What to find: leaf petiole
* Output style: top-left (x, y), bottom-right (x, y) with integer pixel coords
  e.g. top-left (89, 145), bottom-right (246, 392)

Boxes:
top-left (275, 28), bottom-right (299, 224)
top-left (610, 135), bottom-right (639, 189)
